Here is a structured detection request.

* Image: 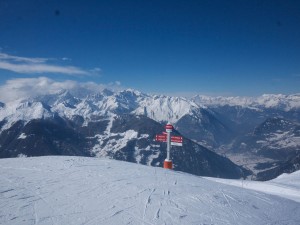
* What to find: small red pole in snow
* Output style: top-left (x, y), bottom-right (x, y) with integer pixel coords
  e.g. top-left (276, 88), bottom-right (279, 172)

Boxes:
top-left (164, 123), bottom-right (173, 169)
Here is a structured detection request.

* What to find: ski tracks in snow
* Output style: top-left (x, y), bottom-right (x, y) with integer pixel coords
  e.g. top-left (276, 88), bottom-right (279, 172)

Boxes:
top-left (221, 189), bottom-right (239, 221)
top-left (140, 168), bottom-right (184, 224)
top-left (143, 188), bottom-right (156, 221)
top-left (2, 157), bottom-right (300, 225)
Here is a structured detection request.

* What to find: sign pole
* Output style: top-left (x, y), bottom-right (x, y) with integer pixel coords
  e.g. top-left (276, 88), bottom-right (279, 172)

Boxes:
top-left (164, 123), bottom-right (173, 169)
top-left (166, 127), bottom-right (171, 160)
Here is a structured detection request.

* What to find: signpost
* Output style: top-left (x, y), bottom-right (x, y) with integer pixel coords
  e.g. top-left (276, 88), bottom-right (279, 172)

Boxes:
top-left (155, 134), bottom-right (167, 142)
top-left (171, 136), bottom-right (183, 146)
top-left (155, 123), bottom-right (183, 169)
top-left (155, 134), bottom-right (183, 146)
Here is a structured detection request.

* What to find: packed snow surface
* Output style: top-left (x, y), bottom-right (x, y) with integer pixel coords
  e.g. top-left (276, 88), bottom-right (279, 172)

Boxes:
top-left (1, 156), bottom-right (300, 225)
top-left (204, 171), bottom-right (300, 203)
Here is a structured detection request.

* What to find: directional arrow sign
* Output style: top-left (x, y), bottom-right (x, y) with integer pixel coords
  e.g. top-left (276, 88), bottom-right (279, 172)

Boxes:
top-left (155, 134), bottom-right (183, 146)
top-left (171, 136), bottom-right (183, 143)
top-left (155, 134), bottom-right (167, 142)
top-left (171, 136), bottom-right (183, 146)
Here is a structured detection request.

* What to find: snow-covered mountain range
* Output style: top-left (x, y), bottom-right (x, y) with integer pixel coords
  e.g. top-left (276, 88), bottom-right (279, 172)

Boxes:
top-left (192, 93), bottom-right (300, 111)
top-left (1, 90), bottom-right (299, 129)
top-left (0, 88), bottom-right (299, 179)
top-left (1, 89), bottom-right (204, 128)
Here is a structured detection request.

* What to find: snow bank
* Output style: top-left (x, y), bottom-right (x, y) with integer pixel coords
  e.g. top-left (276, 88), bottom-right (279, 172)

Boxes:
top-left (204, 171), bottom-right (300, 203)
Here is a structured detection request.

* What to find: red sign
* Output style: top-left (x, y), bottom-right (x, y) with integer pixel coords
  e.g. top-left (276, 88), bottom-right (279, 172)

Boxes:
top-left (165, 124), bottom-right (173, 132)
top-left (155, 134), bottom-right (167, 142)
top-left (171, 136), bottom-right (183, 143)
top-left (155, 134), bottom-right (183, 146)
top-left (171, 135), bottom-right (183, 146)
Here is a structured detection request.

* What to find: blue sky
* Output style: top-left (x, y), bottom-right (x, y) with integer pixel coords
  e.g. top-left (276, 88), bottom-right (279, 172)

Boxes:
top-left (0, 0), bottom-right (299, 96)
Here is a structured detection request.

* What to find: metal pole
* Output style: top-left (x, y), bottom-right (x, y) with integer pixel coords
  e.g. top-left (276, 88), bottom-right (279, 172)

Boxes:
top-left (164, 123), bottom-right (173, 169)
top-left (166, 129), bottom-right (171, 160)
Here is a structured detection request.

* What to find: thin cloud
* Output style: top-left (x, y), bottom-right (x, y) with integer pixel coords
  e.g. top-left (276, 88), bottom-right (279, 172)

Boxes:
top-left (0, 61), bottom-right (89, 75)
top-left (62, 57), bottom-right (71, 61)
top-left (0, 53), bottom-right (47, 63)
top-left (0, 77), bottom-right (123, 103)
top-left (0, 52), bottom-right (99, 76)
top-left (89, 67), bottom-right (102, 75)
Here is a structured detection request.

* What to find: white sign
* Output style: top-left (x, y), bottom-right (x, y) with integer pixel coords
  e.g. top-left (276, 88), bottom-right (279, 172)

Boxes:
top-left (171, 142), bottom-right (183, 146)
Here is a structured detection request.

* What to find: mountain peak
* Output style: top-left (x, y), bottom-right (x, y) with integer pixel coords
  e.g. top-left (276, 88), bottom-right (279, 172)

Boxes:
top-left (119, 88), bottom-right (145, 97)
top-left (101, 88), bottom-right (114, 96)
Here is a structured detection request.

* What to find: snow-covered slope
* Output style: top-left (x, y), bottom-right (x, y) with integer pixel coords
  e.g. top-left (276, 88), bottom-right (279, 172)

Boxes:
top-left (0, 100), bottom-right (53, 131)
top-left (0, 156), bottom-right (299, 225)
top-left (271, 170), bottom-right (300, 189)
top-left (204, 170), bottom-right (300, 203)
